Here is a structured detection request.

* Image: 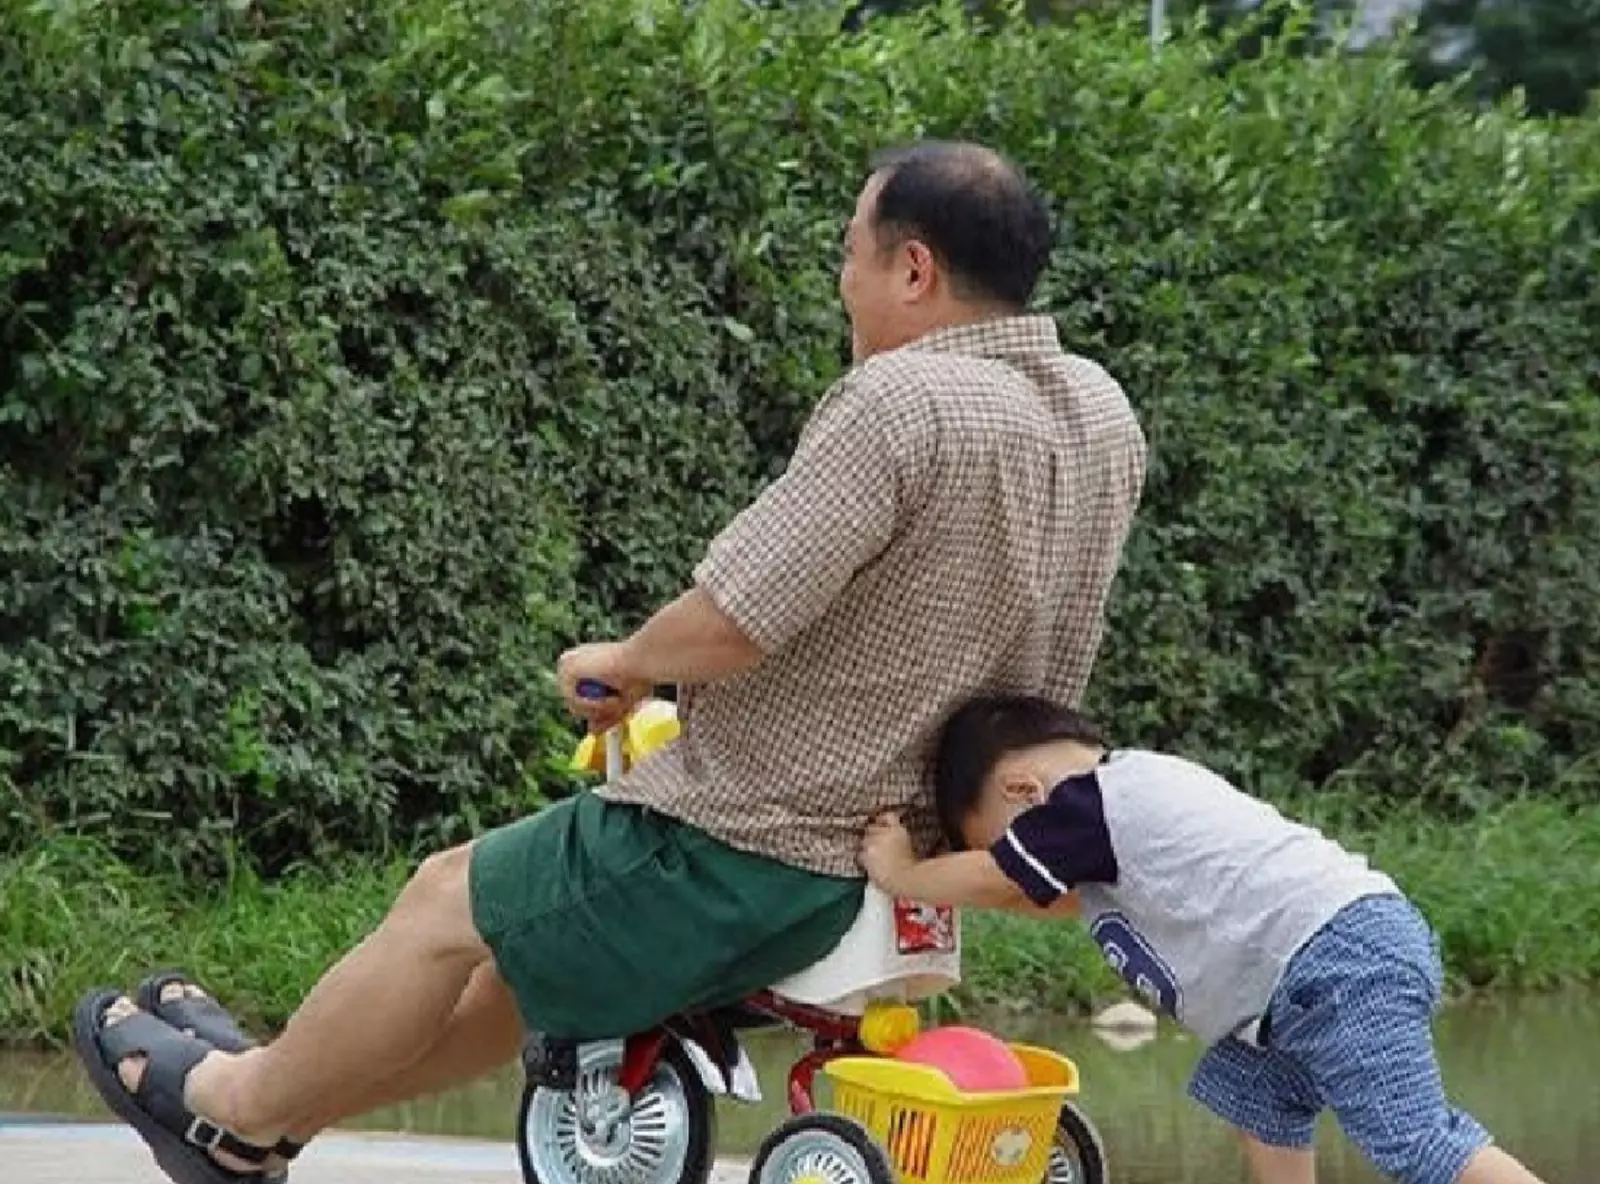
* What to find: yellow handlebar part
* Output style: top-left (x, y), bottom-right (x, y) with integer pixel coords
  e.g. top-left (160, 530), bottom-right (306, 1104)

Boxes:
top-left (569, 698), bottom-right (682, 774)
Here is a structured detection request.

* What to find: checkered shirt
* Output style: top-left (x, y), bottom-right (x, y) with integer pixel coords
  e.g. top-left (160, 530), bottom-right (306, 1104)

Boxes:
top-left (596, 315), bottom-right (1147, 876)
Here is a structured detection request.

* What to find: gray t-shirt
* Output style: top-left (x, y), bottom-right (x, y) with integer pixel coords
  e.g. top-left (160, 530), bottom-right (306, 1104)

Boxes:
top-left (990, 749), bottom-right (1398, 1044)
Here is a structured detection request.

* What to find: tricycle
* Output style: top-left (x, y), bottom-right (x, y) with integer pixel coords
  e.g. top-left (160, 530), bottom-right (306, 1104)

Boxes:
top-left (515, 693), bottom-right (1108, 1184)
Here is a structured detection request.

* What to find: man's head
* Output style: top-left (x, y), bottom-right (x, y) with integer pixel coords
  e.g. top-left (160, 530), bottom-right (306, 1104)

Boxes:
top-left (838, 141), bottom-right (1054, 362)
top-left (933, 695), bottom-right (1106, 851)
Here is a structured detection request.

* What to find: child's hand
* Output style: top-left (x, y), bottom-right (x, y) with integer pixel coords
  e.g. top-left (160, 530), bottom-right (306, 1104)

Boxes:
top-left (860, 811), bottom-right (917, 890)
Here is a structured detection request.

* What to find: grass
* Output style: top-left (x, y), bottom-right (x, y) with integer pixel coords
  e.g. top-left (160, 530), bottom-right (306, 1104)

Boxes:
top-left (4, 796), bottom-right (1599, 1045)
top-left (0, 838), bottom-right (405, 1046)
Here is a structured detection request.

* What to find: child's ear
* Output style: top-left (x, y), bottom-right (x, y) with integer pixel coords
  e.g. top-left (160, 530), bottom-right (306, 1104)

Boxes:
top-left (1000, 773), bottom-right (1048, 807)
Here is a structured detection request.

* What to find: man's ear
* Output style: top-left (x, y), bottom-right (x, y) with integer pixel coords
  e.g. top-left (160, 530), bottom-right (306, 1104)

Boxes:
top-left (903, 240), bottom-right (936, 298)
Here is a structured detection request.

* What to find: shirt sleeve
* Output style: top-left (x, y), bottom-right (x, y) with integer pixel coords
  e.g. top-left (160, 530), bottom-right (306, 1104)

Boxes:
top-left (694, 375), bottom-right (927, 654)
top-left (989, 771), bottom-right (1119, 906)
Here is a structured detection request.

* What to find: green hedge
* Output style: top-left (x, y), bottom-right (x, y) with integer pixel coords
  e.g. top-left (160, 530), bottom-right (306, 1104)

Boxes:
top-left (2, 0), bottom-right (1597, 876)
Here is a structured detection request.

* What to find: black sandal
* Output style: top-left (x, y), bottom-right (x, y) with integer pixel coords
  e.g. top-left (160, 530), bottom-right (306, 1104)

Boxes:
top-left (73, 988), bottom-right (284, 1184)
top-left (135, 971), bottom-right (305, 1163)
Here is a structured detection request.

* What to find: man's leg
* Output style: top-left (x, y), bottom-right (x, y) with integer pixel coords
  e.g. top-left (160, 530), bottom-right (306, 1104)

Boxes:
top-left (282, 960), bottom-right (523, 1139)
top-left (140, 958), bottom-right (520, 1161)
top-left (1241, 1133), bottom-right (1317, 1184)
top-left (177, 843), bottom-right (489, 1150)
top-left (88, 795), bottom-right (862, 1176)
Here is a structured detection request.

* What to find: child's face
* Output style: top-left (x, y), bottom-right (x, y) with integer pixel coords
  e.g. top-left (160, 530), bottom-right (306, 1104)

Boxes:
top-left (960, 751), bottom-right (1051, 849)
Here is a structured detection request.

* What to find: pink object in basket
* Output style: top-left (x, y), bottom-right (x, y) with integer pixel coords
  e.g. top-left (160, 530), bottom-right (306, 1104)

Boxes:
top-left (894, 1025), bottom-right (1030, 1092)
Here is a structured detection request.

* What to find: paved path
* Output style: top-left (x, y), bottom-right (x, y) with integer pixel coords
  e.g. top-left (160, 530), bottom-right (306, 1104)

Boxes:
top-left (1, 1120), bottom-right (752, 1184)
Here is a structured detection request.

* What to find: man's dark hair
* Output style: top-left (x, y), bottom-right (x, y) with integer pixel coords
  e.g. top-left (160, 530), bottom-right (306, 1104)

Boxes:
top-left (933, 695), bottom-right (1106, 849)
top-left (867, 140), bottom-right (1054, 311)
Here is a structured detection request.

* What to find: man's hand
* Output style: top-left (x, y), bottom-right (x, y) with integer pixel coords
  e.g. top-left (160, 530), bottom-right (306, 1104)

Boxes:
top-left (860, 811), bottom-right (919, 894)
top-left (556, 642), bottom-right (652, 734)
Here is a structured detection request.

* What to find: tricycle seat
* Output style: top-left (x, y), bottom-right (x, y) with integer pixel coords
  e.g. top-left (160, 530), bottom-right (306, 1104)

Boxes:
top-left (767, 885), bottom-right (961, 1016)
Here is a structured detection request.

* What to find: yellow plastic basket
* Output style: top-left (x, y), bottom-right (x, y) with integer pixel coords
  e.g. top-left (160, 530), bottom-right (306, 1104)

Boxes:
top-left (822, 1045), bottom-right (1079, 1184)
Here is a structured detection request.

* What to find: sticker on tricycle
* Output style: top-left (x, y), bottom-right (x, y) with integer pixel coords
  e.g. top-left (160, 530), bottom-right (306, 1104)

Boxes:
top-left (894, 900), bottom-right (957, 954)
top-left (991, 1127), bottom-right (1033, 1166)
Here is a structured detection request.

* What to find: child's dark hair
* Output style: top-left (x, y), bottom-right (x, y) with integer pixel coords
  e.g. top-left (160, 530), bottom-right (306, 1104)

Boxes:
top-left (933, 695), bottom-right (1106, 849)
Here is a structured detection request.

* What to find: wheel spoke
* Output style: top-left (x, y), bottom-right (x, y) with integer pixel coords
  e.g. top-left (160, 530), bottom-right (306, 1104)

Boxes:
top-left (524, 1047), bottom-right (696, 1184)
top-left (760, 1130), bottom-right (877, 1184)
top-left (1048, 1144), bottom-right (1082, 1184)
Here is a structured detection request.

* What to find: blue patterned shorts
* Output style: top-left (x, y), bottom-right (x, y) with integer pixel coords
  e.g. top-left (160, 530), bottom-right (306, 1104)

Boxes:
top-left (1189, 894), bottom-right (1491, 1184)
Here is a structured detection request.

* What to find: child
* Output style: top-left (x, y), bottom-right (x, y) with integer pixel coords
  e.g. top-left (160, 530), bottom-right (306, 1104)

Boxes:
top-left (860, 694), bottom-right (1546, 1184)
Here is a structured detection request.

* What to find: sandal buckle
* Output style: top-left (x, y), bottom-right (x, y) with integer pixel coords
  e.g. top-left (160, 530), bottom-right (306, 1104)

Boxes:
top-left (186, 1116), bottom-right (225, 1151)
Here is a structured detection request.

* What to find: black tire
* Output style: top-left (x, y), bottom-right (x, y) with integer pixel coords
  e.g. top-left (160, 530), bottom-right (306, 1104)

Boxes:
top-left (1045, 1100), bottom-right (1109, 1184)
top-left (750, 1113), bottom-right (895, 1184)
top-left (517, 1039), bottom-right (716, 1184)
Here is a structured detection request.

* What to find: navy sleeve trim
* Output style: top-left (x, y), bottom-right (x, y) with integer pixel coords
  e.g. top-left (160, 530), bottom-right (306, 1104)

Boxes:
top-left (992, 828), bottom-right (1070, 906)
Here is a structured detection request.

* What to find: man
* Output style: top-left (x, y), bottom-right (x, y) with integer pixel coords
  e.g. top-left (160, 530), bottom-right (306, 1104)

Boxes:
top-left (73, 140), bottom-right (1146, 1182)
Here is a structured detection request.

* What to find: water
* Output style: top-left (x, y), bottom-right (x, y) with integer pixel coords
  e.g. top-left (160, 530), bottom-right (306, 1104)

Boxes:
top-left (3, 992), bottom-right (1595, 1182)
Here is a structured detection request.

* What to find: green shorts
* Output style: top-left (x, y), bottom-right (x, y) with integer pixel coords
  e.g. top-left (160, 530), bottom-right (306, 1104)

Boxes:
top-left (468, 793), bottom-right (864, 1039)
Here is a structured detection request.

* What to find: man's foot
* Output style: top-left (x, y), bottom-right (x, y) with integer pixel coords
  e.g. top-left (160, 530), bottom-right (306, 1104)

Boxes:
top-left (136, 972), bottom-right (304, 1168)
top-left (72, 989), bottom-right (288, 1183)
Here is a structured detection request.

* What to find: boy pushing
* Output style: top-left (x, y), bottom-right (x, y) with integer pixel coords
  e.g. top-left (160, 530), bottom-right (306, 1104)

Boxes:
top-left (860, 694), bottom-right (1547, 1184)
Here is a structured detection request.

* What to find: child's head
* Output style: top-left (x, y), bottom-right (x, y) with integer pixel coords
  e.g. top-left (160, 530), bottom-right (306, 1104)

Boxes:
top-left (933, 695), bottom-right (1106, 850)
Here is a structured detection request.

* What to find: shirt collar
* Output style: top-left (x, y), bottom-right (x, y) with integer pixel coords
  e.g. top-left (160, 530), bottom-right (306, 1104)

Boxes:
top-left (900, 314), bottom-right (1062, 362)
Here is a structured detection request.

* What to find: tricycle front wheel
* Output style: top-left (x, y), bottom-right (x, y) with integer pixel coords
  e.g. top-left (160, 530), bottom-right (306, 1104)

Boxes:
top-left (517, 1039), bottom-right (716, 1184)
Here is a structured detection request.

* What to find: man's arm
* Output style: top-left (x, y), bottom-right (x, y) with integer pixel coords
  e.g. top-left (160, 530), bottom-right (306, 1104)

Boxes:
top-left (623, 588), bottom-right (763, 686)
top-left (555, 589), bottom-right (762, 731)
top-left (561, 373), bottom-right (929, 727)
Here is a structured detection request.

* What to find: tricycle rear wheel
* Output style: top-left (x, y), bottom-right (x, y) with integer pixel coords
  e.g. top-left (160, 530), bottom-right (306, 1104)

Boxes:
top-left (1046, 1100), bottom-right (1109, 1184)
top-left (749, 1113), bottom-right (895, 1184)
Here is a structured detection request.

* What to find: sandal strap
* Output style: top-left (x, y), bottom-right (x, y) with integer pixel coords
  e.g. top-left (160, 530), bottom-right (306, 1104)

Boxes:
top-left (182, 1115), bottom-right (278, 1165)
top-left (96, 1009), bottom-right (274, 1168)
top-left (166, 997), bottom-right (248, 1043)
top-left (140, 971), bottom-right (256, 1055)
top-left (138, 976), bottom-right (304, 1162)
top-left (96, 1009), bottom-right (210, 1073)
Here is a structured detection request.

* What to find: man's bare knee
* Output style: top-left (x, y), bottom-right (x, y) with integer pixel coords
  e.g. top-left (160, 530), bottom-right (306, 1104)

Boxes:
top-left (390, 843), bottom-right (485, 957)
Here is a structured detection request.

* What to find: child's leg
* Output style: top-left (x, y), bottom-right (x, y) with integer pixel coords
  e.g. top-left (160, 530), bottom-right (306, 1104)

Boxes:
top-left (1273, 896), bottom-right (1541, 1184)
top-left (1188, 1036), bottom-right (1321, 1182)
top-left (1241, 1132), bottom-right (1318, 1184)
top-left (1455, 1146), bottom-right (1547, 1184)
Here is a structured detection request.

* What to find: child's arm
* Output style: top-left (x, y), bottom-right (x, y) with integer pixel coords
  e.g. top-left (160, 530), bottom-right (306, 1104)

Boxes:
top-left (1001, 892), bottom-right (1082, 918)
top-left (875, 848), bottom-right (1027, 908)
top-left (861, 814), bottom-right (1079, 916)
